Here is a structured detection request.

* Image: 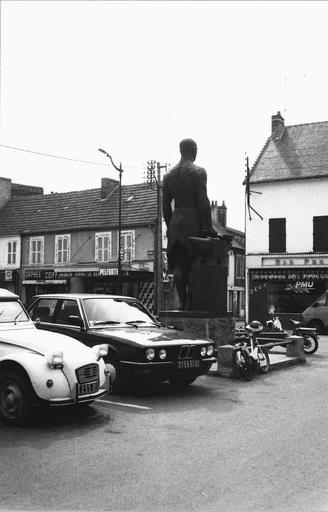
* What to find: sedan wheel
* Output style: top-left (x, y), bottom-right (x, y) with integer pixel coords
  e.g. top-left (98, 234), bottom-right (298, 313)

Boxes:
top-left (105, 359), bottom-right (127, 394)
top-left (0, 372), bottom-right (32, 425)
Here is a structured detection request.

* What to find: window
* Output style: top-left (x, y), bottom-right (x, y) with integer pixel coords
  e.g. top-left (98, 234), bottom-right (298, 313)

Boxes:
top-left (235, 253), bottom-right (245, 280)
top-left (120, 230), bottom-right (135, 263)
top-left (55, 234), bottom-right (70, 264)
top-left (228, 290), bottom-right (233, 313)
top-left (29, 298), bottom-right (57, 323)
top-left (7, 240), bottom-right (17, 265)
top-left (55, 299), bottom-right (81, 325)
top-left (269, 218), bottom-right (286, 253)
top-left (313, 216), bottom-right (328, 252)
top-left (95, 232), bottom-right (112, 262)
top-left (29, 237), bottom-right (44, 265)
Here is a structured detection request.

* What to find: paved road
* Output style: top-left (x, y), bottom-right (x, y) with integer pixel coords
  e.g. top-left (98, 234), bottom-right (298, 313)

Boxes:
top-left (1, 339), bottom-right (328, 512)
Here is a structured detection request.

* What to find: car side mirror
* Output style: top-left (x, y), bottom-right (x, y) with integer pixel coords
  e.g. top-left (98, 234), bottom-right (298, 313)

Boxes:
top-left (68, 315), bottom-right (83, 328)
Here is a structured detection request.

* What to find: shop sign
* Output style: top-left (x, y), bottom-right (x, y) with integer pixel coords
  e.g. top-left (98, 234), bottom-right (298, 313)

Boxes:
top-left (284, 281), bottom-right (315, 294)
top-left (263, 256), bottom-right (328, 267)
top-left (24, 269), bottom-right (56, 280)
top-left (24, 269), bottom-right (100, 280)
top-left (5, 270), bottom-right (13, 281)
top-left (99, 268), bottom-right (118, 276)
top-left (250, 269), bottom-right (328, 281)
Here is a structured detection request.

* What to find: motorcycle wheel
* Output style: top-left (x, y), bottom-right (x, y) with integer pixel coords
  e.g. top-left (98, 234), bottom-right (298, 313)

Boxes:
top-left (257, 349), bottom-right (270, 373)
top-left (303, 334), bottom-right (319, 355)
top-left (232, 349), bottom-right (253, 381)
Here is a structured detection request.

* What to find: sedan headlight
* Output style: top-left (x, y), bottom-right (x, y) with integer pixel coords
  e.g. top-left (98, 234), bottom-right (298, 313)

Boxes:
top-left (93, 344), bottom-right (109, 360)
top-left (48, 351), bottom-right (64, 369)
top-left (207, 345), bottom-right (214, 357)
top-left (159, 349), bottom-right (167, 360)
top-left (145, 348), bottom-right (155, 361)
top-left (200, 346), bottom-right (207, 357)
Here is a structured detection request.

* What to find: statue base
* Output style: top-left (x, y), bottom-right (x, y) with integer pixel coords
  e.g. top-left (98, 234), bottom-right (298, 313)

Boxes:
top-left (159, 310), bottom-right (235, 347)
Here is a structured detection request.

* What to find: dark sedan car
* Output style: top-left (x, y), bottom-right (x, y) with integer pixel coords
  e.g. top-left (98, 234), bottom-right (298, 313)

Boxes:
top-left (27, 294), bottom-right (216, 392)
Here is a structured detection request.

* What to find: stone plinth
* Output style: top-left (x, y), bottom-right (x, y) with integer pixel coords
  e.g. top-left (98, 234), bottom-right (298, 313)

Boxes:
top-left (185, 237), bottom-right (231, 314)
top-left (159, 310), bottom-right (235, 347)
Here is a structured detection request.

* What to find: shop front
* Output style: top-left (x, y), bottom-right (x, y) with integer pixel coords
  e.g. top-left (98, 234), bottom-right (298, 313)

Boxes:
top-left (0, 269), bottom-right (19, 295)
top-left (22, 268), bottom-right (68, 306)
top-left (248, 255), bottom-right (328, 328)
top-left (22, 267), bottom-right (155, 312)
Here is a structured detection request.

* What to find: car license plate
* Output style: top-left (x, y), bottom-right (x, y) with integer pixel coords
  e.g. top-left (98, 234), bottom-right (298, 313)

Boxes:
top-left (78, 381), bottom-right (99, 395)
top-left (177, 360), bottom-right (200, 369)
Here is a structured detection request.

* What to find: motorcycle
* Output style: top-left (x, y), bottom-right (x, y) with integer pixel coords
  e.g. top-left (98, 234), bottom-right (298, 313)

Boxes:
top-left (233, 321), bottom-right (270, 381)
top-left (263, 315), bottom-right (319, 355)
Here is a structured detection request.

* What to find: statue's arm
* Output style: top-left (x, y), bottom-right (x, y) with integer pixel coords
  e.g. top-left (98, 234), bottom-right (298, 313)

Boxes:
top-left (196, 168), bottom-right (217, 234)
top-left (162, 176), bottom-right (172, 227)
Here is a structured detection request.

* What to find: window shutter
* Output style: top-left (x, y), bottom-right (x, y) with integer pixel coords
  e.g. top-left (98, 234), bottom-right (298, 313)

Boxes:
top-left (269, 218), bottom-right (286, 253)
top-left (313, 216), bottom-right (328, 252)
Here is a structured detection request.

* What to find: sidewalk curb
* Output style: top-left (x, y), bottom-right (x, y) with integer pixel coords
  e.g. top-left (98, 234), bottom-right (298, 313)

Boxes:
top-left (209, 353), bottom-right (306, 379)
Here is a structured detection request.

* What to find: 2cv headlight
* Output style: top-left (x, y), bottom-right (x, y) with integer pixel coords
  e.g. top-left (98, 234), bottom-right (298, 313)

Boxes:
top-left (48, 351), bottom-right (64, 369)
top-left (93, 344), bottom-right (109, 361)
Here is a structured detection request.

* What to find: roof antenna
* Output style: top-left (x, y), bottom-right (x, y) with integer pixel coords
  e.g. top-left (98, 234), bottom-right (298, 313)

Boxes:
top-left (245, 155), bottom-right (263, 221)
top-left (283, 74), bottom-right (288, 116)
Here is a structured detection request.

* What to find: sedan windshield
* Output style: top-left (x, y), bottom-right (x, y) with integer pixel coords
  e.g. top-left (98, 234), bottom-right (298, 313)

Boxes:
top-left (83, 298), bottom-right (156, 327)
top-left (0, 301), bottom-right (30, 323)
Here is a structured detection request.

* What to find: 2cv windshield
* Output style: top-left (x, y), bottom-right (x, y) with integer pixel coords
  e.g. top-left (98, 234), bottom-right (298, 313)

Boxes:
top-left (0, 301), bottom-right (30, 323)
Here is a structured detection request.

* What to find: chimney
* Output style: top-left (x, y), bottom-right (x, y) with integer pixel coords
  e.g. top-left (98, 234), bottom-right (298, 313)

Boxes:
top-left (210, 200), bottom-right (227, 227)
top-left (217, 201), bottom-right (227, 227)
top-left (271, 111), bottom-right (285, 139)
top-left (0, 177), bottom-right (12, 210)
top-left (101, 177), bottom-right (119, 199)
top-left (11, 183), bottom-right (43, 197)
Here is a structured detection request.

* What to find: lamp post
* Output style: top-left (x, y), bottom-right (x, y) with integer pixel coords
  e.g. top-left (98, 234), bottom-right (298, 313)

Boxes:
top-left (98, 148), bottom-right (123, 295)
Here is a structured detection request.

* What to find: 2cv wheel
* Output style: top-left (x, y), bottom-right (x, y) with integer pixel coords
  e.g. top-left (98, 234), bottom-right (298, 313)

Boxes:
top-left (0, 371), bottom-right (33, 425)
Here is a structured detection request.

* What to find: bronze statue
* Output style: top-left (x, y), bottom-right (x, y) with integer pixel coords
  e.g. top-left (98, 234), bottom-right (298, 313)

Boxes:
top-left (163, 138), bottom-right (217, 310)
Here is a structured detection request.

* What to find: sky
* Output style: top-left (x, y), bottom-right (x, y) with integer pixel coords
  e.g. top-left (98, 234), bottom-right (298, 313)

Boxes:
top-left (1, 0), bottom-right (328, 231)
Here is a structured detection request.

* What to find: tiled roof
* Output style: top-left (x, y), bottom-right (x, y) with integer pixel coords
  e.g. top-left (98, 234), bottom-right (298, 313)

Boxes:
top-left (250, 121), bottom-right (328, 184)
top-left (212, 222), bottom-right (245, 250)
top-left (0, 182), bottom-right (158, 236)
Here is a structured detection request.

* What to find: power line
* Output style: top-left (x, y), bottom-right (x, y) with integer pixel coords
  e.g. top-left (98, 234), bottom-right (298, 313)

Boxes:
top-left (0, 144), bottom-right (111, 166)
top-left (0, 143), bottom-right (147, 172)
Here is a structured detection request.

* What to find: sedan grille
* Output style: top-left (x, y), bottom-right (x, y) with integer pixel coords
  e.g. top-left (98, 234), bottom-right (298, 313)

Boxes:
top-left (178, 345), bottom-right (196, 360)
top-left (76, 364), bottom-right (99, 384)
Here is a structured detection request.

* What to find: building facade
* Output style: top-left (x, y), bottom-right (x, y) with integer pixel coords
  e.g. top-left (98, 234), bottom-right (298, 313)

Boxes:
top-left (246, 112), bottom-right (328, 326)
top-left (0, 177), bottom-right (159, 311)
top-left (211, 201), bottom-right (245, 319)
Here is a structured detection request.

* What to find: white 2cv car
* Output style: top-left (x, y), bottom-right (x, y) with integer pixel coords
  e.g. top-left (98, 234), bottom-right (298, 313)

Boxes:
top-left (0, 289), bottom-right (108, 425)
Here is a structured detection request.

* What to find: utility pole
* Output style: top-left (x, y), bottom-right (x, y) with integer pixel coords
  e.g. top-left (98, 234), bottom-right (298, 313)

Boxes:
top-left (146, 160), bottom-right (167, 315)
top-left (98, 148), bottom-right (124, 295)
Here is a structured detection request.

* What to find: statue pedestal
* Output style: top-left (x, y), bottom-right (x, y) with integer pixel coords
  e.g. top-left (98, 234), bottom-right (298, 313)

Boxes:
top-left (160, 237), bottom-right (235, 347)
top-left (159, 310), bottom-right (235, 348)
top-left (186, 236), bottom-right (231, 314)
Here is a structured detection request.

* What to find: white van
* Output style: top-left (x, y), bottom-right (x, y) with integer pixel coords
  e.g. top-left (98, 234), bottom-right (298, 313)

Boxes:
top-left (301, 290), bottom-right (328, 333)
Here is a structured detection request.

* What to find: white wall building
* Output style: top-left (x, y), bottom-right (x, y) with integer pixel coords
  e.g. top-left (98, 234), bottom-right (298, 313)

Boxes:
top-left (246, 113), bottom-right (328, 327)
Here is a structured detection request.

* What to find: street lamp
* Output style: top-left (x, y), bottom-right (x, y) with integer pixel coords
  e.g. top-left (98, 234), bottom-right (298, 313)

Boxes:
top-left (98, 148), bottom-right (123, 295)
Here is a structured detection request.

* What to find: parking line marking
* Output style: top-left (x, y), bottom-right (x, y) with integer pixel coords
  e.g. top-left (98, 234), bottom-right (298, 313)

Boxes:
top-left (96, 399), bottom-right (151, 410)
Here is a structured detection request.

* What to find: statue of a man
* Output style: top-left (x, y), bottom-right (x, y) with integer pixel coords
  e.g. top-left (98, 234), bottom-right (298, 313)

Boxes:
top-left (162, 138), bottom-right (217, 310)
